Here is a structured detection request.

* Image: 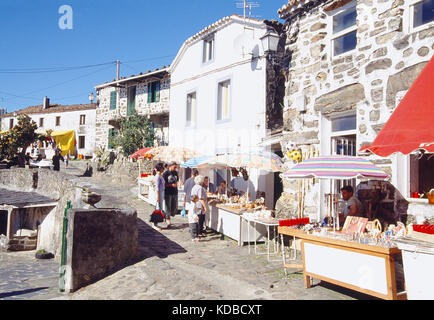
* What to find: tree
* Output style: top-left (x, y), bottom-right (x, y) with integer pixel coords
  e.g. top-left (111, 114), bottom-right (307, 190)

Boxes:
top-left (109, 114), bottom-right (155, 156)
top-left (0, 115), bottom-right (38, 160)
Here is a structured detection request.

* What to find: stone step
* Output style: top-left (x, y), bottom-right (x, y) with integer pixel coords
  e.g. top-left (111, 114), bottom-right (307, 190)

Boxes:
top-left (8, 244), bottom-right (37, 251)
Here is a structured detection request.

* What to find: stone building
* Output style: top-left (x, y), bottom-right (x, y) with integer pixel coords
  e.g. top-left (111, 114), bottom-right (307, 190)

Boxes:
top-left (94, 68), bottom-right (170, 150)
top-left (276, 0), bottom-right (434, 222)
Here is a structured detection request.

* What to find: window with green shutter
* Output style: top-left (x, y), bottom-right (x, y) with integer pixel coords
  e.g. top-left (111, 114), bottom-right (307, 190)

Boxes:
top-left (147, 81), bottom-right (160, 103)
top-left (110, 91), bottom-right (117, 110)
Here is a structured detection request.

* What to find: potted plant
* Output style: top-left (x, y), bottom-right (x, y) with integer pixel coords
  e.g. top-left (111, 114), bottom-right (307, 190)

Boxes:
top-left (35, 249), bottom-right (54, 259)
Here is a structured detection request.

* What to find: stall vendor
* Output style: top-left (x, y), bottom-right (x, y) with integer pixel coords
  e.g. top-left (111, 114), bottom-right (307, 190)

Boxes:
top-left (204, 176), bottom-right (215, 194)
top-left (339, 185), bottom-right (364, 225)
top-left (217, 181), bottom-right (227, 195)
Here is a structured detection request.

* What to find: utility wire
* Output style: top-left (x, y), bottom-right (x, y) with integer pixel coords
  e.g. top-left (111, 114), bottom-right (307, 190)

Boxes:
top-left (0, 54), bottom-right (175, 74)
top-left (0, 61), bottom-right (116, 74)
top-left (2, 64), bottom-right (113, 103)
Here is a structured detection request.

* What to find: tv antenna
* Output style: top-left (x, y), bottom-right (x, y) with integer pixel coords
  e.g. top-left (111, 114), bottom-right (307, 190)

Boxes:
top-left (236, 1), bottom-right (260, 20)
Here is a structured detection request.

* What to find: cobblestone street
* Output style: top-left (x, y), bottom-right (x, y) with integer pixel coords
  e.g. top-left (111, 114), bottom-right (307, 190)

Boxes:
top-left (0, 165), bottom-right (373, 301)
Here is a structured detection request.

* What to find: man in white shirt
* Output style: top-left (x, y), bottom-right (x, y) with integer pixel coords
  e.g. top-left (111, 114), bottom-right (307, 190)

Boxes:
top-left (183, 169), bottom-right (199, 208)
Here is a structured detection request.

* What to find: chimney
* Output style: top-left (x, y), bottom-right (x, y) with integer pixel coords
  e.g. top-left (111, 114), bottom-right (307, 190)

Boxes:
top-left (43, 96), bottom-right (50, 109)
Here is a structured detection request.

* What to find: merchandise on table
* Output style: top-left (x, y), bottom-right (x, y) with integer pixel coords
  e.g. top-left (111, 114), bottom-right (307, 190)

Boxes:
top-left (279, 215), bottom-right (412, 248)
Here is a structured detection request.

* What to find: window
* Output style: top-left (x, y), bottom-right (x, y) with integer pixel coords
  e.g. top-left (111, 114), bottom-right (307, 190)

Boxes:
top-left (56, 116), bottom-right (61, 126)
top-left (78, 136), bottom-right (85, 149)
top-left (186, 92), bottom-right (197, 126)
top-left (127, 86), bottom-right (136, 116)
top-left (147, 81), bottom-right (160, 103)
top-left (110, 90), bottom-right (117, 110)
top-left (217, 80), bottom-right (231, 121)
top-left (330, 113), bottom-right (357, 194)
top-left (410, 153), bottom-right (434, 196)
top-left (79, 114), bottom-right (86, 125)
top-left (331, 114), bottom-right (357, 132)
top-left (39, 118), bottom-right (44, 127)
top-left (203, 34), bottom-right (215, 63)
top-left (412, 0), bottom-right (434, 28)
top-left (9, 118), bottom-right (14, 129)
top-left (331, 2), bottom-right (357, 56)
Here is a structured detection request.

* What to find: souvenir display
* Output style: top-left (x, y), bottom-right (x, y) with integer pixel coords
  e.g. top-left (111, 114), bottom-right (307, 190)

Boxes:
top-left (242, 209), bottom-right (276, 223)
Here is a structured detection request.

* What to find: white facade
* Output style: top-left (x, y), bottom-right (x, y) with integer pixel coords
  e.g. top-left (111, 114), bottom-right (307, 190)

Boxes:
top-left (169, 15), bottom-right (276, 207)
top-left (1, 104), bottom-right (97, 158)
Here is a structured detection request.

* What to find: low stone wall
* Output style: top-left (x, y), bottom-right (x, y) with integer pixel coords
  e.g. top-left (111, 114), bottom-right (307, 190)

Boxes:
top-left (83, 159), bottom-right (151, 185)
top-left (0, 168), bottom-right (81, 259)
top-left (63, 208), bottom-right (138, 293)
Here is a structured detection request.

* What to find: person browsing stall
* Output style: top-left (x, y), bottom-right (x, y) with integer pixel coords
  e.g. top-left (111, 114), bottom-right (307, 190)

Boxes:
top-left (152, 162), bottom-right (165, 231)
top-left (187, 194), bottom-right (201, 242)
top-left (191, 175), bottom-right (208, 237)
top-left (162, 161), bottom-right (179, 227)
top-left (183, 168), bottom-right (199, 208)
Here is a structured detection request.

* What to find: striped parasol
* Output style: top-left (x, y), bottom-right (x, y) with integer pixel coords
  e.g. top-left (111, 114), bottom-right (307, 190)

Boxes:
top-left (148, 146), bottom-right (203, 163)
top-left (180, 155), bottom-right (215, 168)
top-left (129, 147), bottom-right (154, 160)
top-left (282, 155), bottom-right (389, 180)
top-left (209, 152), bottom-right (284, 172)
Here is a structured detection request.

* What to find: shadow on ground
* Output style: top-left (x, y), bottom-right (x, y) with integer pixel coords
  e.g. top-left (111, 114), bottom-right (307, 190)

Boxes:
top-left (0, 287), bottom-right (49, 299)
top-left (134, 217), bottom-right (188, 260)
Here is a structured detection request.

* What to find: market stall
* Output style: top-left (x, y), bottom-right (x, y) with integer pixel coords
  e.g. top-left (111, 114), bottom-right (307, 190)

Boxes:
top-left (278, 224), bottom-right (407, 300)
top-left (187, 151), bottom-right (283, 246)
top-left (359, 55), bottom-right (434, 300)
top-left (50, 130), bottom-right (75, 157)
top-left (136, 146), bottom-right (200, 209)
top-left (279, 155), bottom-right (409, 299)
top-left (242, 212), bottom-right (280, 260)
top-left (206, 196), bottom-right (272, 246)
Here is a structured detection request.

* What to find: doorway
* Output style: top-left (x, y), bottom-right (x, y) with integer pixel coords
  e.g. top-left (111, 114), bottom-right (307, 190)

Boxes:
top-left (0, 210), bottom-right (8, 236)
top-left (273, 150), bottom-right (284, 209)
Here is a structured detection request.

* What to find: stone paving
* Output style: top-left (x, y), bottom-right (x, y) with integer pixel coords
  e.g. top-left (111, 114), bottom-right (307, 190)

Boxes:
top-left (0, 163), bottom-right (375, 300)
top-left (0, 250), bottom-right (60, 300)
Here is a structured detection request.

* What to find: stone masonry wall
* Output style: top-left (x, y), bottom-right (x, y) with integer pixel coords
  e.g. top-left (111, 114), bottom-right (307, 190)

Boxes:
top-left (95, 75), bottom-right (170, 150)
top-left (278, 0), bottom-right (434, 220)
top-left (64, 208), bottom-right (137, 293)
top-left (0, 168), bottom-right (110, 258)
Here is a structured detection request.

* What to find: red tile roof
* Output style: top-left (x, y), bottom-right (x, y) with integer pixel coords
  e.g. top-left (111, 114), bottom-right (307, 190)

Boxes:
top-left (3, 103), bottom-right (97, 117)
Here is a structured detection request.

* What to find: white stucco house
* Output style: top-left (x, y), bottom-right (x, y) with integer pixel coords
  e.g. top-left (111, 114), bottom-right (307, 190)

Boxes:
top-left (1, 98), bottom-right (97, 158)
top-left (168, 14), bottom-right (286, 208)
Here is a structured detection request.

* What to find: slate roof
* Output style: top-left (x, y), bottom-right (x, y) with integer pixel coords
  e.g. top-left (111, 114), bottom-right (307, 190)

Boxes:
top-left (0, 188), bottom-right (57, 208)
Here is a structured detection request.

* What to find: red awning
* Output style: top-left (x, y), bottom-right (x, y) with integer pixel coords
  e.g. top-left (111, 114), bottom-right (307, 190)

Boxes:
top-left (360, 55), bottom-right (434, 156)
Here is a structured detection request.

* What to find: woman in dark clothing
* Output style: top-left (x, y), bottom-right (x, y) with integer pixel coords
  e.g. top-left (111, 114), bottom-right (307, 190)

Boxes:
top-left (52, 150), bottom-right (64, 171)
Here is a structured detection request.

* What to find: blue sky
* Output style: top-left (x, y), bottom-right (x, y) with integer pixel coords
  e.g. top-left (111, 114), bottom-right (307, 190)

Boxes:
top-left (0, 0), bottom-right (286, 113)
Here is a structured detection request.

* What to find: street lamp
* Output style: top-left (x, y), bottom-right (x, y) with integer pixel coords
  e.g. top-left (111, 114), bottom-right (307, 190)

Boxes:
top-left (88, 92), bottom-right (95, 104)
top-left (260, 30), bottom-right (280, 56)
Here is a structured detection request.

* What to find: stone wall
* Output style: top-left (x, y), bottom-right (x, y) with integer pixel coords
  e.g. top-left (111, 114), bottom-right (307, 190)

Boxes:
top-left (0, 168), bottom-right (81, 258)
top-left (63, 208), bottom-right (137, 293)
top-left (87, 158), bottom-right (152, 185)
top-left (95, 74), bottom-right (171, 150)
top-left (278, 0), bottom-right (434, 221)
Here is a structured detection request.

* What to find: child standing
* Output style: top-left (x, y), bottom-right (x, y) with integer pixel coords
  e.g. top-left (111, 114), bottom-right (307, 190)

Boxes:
top-left (187, 195), bottom-right (201, 242)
